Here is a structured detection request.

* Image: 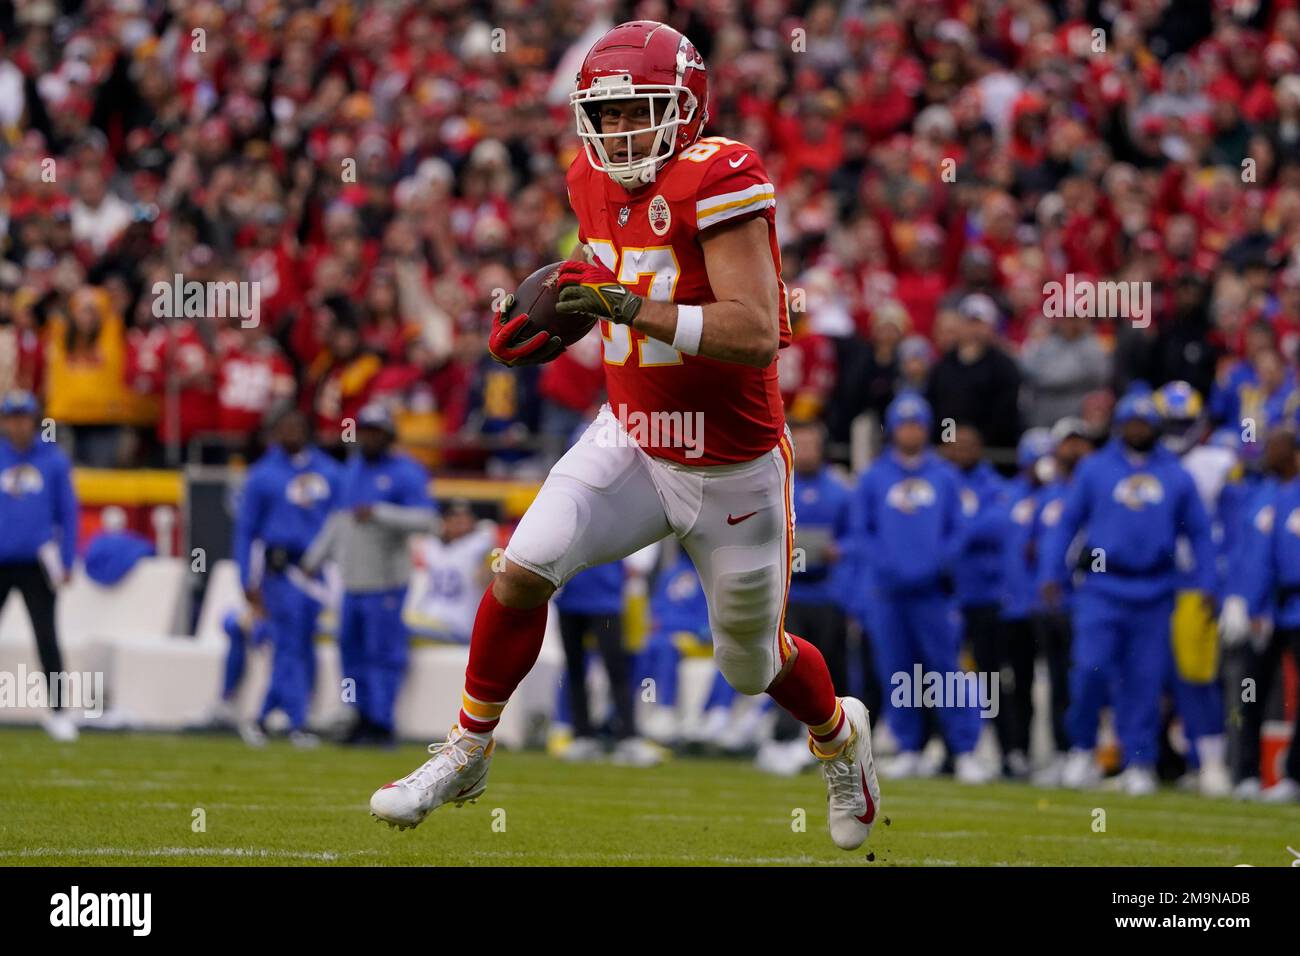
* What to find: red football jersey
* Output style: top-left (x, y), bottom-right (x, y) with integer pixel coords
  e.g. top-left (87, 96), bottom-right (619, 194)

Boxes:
top-left (216, 339), bottom-right (295, 436)
top-left (565, 136), bottom-right (790, 466)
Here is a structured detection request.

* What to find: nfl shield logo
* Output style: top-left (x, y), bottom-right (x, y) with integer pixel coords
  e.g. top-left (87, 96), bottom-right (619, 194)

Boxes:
top-left (618, 206), bottom-right (630, 227)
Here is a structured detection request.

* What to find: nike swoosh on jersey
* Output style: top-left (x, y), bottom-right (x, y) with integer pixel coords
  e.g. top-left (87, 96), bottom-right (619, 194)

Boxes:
top-left (726, 511), bottom-right (758, 525)
top-left (728, 155), bottom-right (748, 168)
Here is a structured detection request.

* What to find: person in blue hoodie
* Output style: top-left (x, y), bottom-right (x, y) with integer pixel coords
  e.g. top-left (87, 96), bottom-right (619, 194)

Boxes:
top-left (997, 427), bottom-right (1054, 778)
top-left (852, 393), bottom-right (989, 783)
top-left (786, 417), bottom-right (854, 697)
top-left (1040, 390), bottom-right (1216, 796)
top-left (553, 560), bottom-right (646, 763)
top-left (1029, 417), bottom-right (1096, 786)
top-left (637, 550), bottom-right (713, 744)
top-left (232, 408), bottom-right (342, 745)
top-left (944, 424), bottom-right (1013, 769)
top-left (1220, 427), bottom-right (1300, 802)
top-left (0, 390), bottom-right (80, 741)
top-left (303, 402), bottom-right (437, 745)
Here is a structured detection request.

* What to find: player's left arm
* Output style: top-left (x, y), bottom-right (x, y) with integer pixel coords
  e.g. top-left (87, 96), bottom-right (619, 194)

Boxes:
top-left (634, 216), bottom-right (779, 367)
top-left (556, 215), bottom-right (780, 368)
top-left (370, 463), bottom-right (439, 533)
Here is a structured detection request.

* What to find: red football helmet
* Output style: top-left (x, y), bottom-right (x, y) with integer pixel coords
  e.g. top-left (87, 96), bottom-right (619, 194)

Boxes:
top-left (571, 20), bottom-right (709, 189)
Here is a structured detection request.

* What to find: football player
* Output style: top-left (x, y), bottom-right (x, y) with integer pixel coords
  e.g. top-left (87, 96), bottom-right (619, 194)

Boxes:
top-left (1153, 381), bottom-right (1231, 796)
top-left (370, 20), bottom-right (879, 851)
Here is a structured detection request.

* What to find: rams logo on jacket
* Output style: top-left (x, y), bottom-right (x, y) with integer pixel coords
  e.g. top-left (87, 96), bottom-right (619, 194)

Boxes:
top-left (1112, 474), bottom-right (1164, 510)
top-left (1287, 507), bottom-right (1300, 537)
top-left (1254, 505), bottom-right (1275, 534)
top-left (960, 487), bottom-right (979, 517)
top-left (886, 478), bottom-right (937, 513)
top-left (285, 472), bottom-right (331, 507)
top-left (1040, 498), bottom-right (1064, 527)
top-left (1011, 497), bottom-right (1036, 526)
top-left (0, 464), bottom-right (44, 496)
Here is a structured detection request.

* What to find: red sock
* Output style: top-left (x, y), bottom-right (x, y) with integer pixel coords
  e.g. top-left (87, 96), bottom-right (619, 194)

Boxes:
top-left (766, 634), bottom-right (839, 733)
top-left (458, 586), bottom-right (548, 734)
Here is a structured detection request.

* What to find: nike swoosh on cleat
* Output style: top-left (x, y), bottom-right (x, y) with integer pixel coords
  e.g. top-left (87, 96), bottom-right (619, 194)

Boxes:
top-left (855, 768), bottom-right (876, 825)
top-left (726, 511), bottom-right (758, 525)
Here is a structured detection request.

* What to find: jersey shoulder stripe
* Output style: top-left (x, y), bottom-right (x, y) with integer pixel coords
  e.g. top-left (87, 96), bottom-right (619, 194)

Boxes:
top-left (689, 139), bottom-right (776, 231)
top-left (696, 181), bottom-right (777, 231)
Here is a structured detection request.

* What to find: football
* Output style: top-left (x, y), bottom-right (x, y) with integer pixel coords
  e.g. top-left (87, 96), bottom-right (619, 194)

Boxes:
top-left (506, 260), bottom-right (597, 354)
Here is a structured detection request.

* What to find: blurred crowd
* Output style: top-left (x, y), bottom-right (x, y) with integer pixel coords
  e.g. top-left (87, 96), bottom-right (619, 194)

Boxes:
top-left (2, 0), bottom-right (1299, 471)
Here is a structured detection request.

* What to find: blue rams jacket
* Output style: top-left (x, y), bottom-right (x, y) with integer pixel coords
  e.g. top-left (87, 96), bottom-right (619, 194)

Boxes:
top-left (650, 554), bottom-right (710, 640)
top-left (556, 561), bottom-right (625, 616)
top-left (0, 436), bottom-right (78, 570)
top-left (953, 460), bottom-right (1008, 609)
top-left (1039, 440), bottom-right (1215, 603)
top-left (789, 465), bottom-right (853, 607)
top-left (852, 448), bottom-right (965, 596)
top-left (234, 446), bottom-right (343, 590)
top-left (1000, 474), bottom-right (1042, 621)
top-left (1237, 477), bottom-right (1300, 628)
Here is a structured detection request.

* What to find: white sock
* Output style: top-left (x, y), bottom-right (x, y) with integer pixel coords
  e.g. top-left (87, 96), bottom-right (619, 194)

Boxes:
top-left (1196, 734), bottom-right (1226, 767)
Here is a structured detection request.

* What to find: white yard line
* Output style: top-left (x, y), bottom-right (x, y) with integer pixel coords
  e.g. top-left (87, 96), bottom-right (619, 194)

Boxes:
top-left (2, 847), bottom-right (380, 861)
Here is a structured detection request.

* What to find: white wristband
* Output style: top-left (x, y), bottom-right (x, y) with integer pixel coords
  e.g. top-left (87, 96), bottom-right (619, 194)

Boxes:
top-left (672, 304), bottom-right (704, 356)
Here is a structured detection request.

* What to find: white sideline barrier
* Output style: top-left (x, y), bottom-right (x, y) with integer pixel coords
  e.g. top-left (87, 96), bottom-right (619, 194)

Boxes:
top-left (61, 596), bottom-right (566, 748)
top-left (0, 558), bottom-right (188, 645)
top-left (195, 560), bottom-right (247, 644)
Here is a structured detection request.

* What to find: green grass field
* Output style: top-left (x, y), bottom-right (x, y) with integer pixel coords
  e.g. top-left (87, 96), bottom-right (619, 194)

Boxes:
top-left (1, 726), bottom-right (1296, 866)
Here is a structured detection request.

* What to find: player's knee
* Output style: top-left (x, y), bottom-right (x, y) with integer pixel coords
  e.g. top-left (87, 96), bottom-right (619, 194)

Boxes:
top-left (709, 565), bottom-right (781, 695)
top-left (714, 647), bottom-right (774, 696)
top-left (493, 560), bottom-right (555, 609)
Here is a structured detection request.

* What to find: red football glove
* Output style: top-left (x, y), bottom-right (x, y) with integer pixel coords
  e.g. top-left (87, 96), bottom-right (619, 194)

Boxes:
top-left (488, 294), bottom-right (565, 367)
top-left (555, 260), bottom-right (643, 325)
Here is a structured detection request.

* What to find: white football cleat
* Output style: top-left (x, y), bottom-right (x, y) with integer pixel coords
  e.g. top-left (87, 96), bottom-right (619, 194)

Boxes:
top-left (1032, 753), bottom-right (1069, 788)
top-left (611, 736), bottom-right (665, 767)
top-left (641, 706), bottom-right (678, 745)
top-left (370, 726), bottom-right (494, 830)
top-left (288, 730), bottom-right (320, 749)
top-left (1260, 778), bottom-right (1300, 803)
top-left (954, 752), bottom-right (995, 785)
top-left (817, 697), bottom-right (881, 852)
top-left (42, 711), bottom-right (79, 743)
top-left (1232, 777), bottom-right (1261, 801)
top-left (559, 736), bottom-right (605, 762)
top-left (881, 749), bottom-right (941, 780)
top-left (1198, 760), bottom-right (1232, 798)
top-left (1120, 765), bottom-right (1158, 797)
top-left (1061, 748), bottom-right (1101, 789)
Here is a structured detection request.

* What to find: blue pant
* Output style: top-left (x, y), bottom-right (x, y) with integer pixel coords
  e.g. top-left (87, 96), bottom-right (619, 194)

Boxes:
top-left (1168, 668), bottom-right (1223, 770)
top-left (637, 631), bottom-right (683, 708)
top-left (222, 626), bottom-right (247, 700)
top-left (339, 587), bottom-right (409, 732)
top-left (1068, 590), bottom-right (1174, 767)
top-left (259, 573), bottom-right (320, 730)
top-left (870, 588), bottom-right (980, 755)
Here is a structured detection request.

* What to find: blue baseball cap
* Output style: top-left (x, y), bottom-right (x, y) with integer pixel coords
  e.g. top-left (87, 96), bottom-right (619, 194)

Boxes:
top-left (1113, 390), bottom-right (1162, 428)
top-left (1017, 427), bottom-right (1054, 470)
top-left (885, 392), bottom-right (933, 435)
top-left (356, 402), bottom-right (395, 435)
top-left (1, 390), bottom-right (39, 416)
